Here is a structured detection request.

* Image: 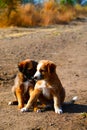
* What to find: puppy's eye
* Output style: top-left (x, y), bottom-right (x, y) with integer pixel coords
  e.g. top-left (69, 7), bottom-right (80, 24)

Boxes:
top-left (40, 69), bottom-right (46, 73)
top-left (28, 68), bottom-right (32, 70)
top-left (28, 68), bottom-right (33, 71)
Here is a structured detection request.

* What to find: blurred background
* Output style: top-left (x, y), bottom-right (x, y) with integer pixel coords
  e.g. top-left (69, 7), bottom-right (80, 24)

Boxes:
top-left (0, 0), bottom-right (87, 27)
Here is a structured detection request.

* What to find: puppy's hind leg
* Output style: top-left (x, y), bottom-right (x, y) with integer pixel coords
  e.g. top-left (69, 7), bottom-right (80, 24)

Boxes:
top-left (15, 86), bottom-right (24, 109)
top-left (8, 87), bottom-right (18, 106)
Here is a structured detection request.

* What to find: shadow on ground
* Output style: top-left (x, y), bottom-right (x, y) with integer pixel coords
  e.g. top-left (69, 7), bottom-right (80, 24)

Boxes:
top-left (63, 104), bottom-right (87, 113)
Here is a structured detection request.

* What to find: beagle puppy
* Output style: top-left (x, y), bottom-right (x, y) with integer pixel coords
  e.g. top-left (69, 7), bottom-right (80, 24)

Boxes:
top-left (8, 59), bottom-right (38, 111)
top-left (21, 60), bottom-right (65, 114)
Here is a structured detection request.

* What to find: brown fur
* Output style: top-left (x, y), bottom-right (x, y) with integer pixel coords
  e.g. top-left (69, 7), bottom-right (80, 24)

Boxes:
top-left (8, 59), bottom-right (38, 110)
top-left (21, 60), bottom-right (65, 114)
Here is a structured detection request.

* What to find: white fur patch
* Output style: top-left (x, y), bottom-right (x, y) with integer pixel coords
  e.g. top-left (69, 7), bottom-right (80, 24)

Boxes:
top-left (34, 71), bottom-right (41, 79)
top-left (34, 62), bottom-right (43, 79)
top-left (37, 62), bottom-right (43, 70)
top-left (23, 81), bottom-right (31, 93)
top-left (21, 107), bottom-right (29, 112)
top-left (72, 96), bottom-right (78, 101)
top-left (36, 81), bottom-right (51, 98)
top-left (8, 101), bottom-right (13, 105)
top-left (55, 107), bottom-right (63, 114)
top-left (42, 87), bottom-right (51, 98)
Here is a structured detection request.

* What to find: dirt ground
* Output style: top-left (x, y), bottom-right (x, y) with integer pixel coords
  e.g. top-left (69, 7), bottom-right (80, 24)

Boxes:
top-left (0, 18), bottom-right (87, 130)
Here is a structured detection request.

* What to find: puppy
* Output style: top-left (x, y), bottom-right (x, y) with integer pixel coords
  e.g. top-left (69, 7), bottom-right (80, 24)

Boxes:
top-left (8, 59), bottom-right (38, 110)
top-left (21, 60), bottom-right (65, 114)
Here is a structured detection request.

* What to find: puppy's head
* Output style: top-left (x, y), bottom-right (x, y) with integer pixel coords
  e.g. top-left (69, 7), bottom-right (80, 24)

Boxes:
top-left (33, 60), bottom-right (56, 80)
top-left (18, 59), bottom-right (38, 79)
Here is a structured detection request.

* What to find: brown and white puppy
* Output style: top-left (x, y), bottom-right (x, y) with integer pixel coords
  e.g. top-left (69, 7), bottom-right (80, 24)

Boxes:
top-left (21, 60), bottom-right (65, 114)
top-left (8, 59), bottom-right (38, 110)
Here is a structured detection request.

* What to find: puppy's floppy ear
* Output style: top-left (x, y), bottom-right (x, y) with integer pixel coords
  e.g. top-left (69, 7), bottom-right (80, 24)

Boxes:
top-left (18, 62), bottom-right (24, 72)
top-left (18, 60), bottom-right (28, 72)
top-left (48, 62), bottom-right (56, 74)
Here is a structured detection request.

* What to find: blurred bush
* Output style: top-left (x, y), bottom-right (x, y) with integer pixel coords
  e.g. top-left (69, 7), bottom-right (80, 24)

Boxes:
top-left (0, 1), bottom-right (87, 27)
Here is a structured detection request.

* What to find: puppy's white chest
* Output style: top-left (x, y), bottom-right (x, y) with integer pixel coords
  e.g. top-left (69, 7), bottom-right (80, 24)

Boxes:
top-left (42, 87), bottom-right (50, 98)
top-left (23, 81), bottom-right (31, 93)
top-left (37, 81), bottom-right (51, 98)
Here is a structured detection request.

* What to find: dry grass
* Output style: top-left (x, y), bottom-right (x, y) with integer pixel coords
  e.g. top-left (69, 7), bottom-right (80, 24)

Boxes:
top-left (0, 1), bottom-right (87, 27)
top-left (40, 1), bottom-right (59, 26)
top-left (56, 5), bottom-right (76, 23)
top-left (75, 4), bottom-right (87, 16)
top-left (18, 4), bottom-right (40, 27)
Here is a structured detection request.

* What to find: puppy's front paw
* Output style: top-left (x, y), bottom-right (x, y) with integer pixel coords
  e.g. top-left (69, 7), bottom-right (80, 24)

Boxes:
top-left (21, 107), bottom-right (29, 112)
top-left (55, 107), bottom-right (63, 114)
top-left (36, 109), bottom-right (42, 113)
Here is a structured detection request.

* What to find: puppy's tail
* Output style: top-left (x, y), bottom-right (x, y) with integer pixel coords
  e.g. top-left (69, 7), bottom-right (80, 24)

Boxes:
top-left (69, 96), bottom-right (78, 104)
top-left (64, 96), bottom-right (78, 105)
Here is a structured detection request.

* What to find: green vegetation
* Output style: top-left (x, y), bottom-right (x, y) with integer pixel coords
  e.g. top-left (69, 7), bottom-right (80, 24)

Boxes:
top-left (81, 112), bottom-right (87, 118)
top-left (60, 0), bottom-right (77, 5)
top-left (0, 0), bottom-right (7, 8)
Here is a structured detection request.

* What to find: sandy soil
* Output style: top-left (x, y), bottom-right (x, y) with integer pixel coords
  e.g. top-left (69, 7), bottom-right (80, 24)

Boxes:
top-left (0, 18), bottom-right (87, 130)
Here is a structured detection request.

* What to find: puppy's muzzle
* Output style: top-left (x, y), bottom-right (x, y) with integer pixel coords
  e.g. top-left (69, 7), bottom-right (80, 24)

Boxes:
top-left (33, 71), bottom-right (43, 80)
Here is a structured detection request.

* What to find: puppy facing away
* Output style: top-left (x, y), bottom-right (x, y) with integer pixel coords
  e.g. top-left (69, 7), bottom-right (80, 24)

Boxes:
top-left (8, 59), bottom-right (38, 110)
top-left (21, 60), bottom-right (66, 114)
